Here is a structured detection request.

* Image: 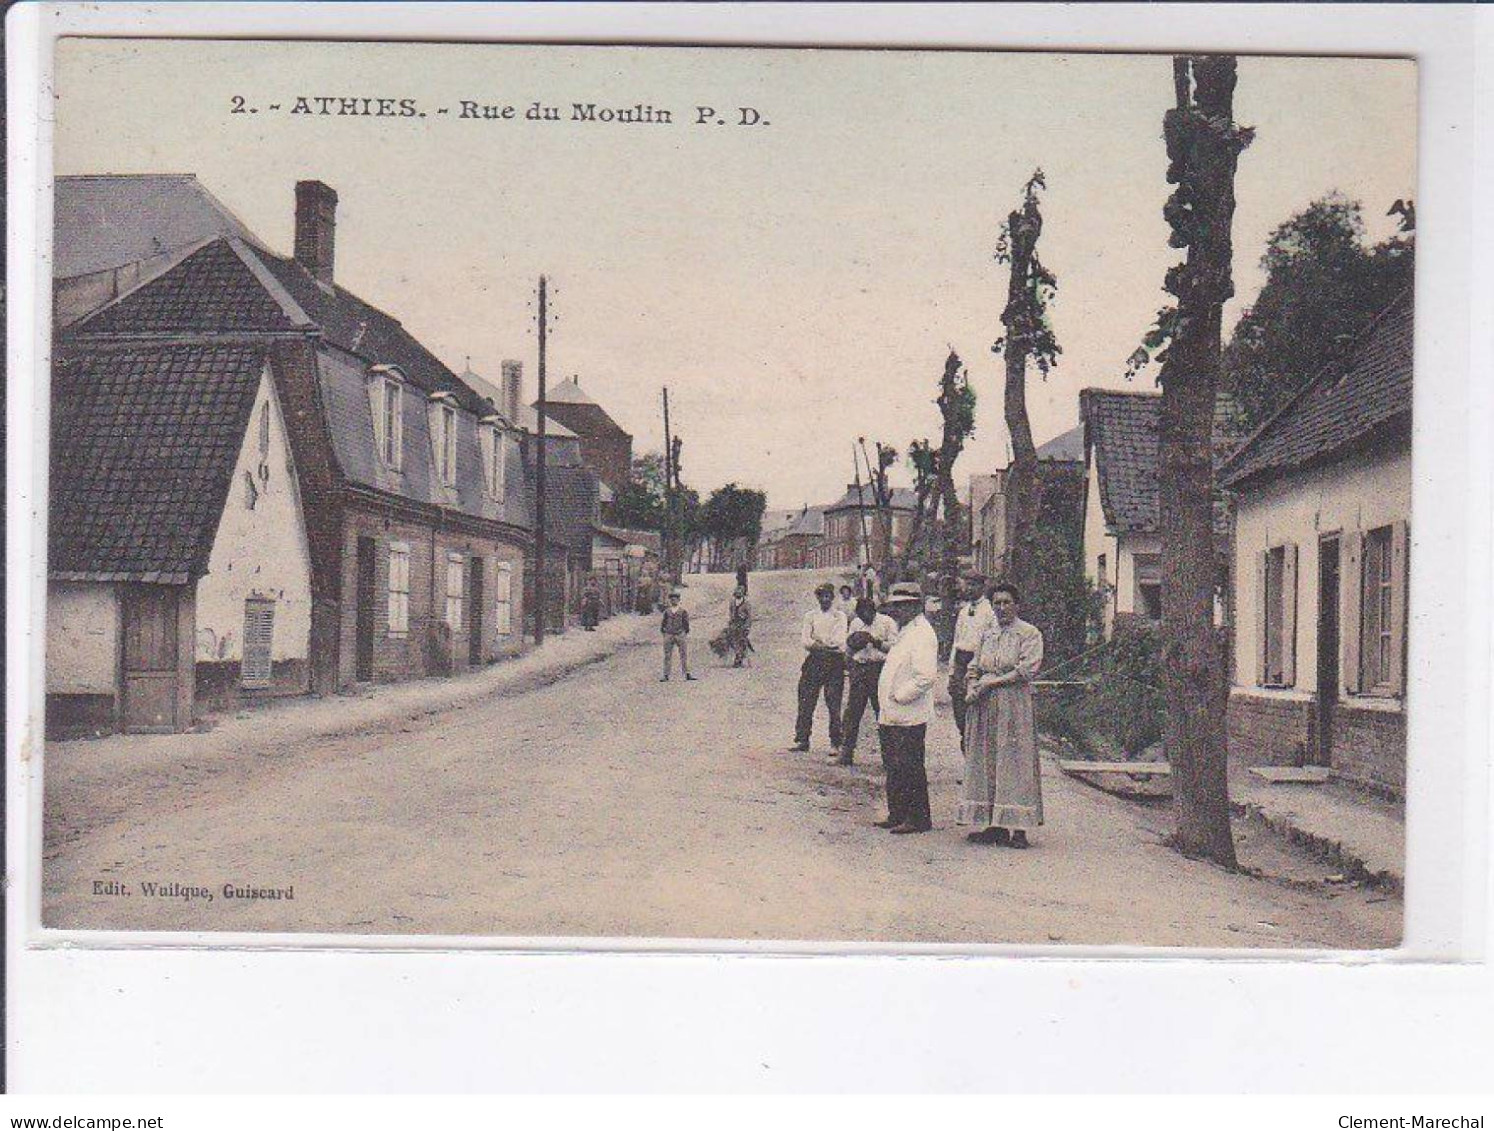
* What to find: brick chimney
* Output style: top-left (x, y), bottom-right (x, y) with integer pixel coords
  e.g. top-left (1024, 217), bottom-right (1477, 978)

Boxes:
top-left (294, 180), bottom-right (338, 286)
top-left (501, 360), bottom-right (523, 423)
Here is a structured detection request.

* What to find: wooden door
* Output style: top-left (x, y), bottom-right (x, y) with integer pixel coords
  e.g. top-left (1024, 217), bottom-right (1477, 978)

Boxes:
top-left (355, 536), bottom-right (377, 682)
top-left (1315, 536), bottom-right (1340, 766)
top-left (121, 585), bottom-right (182, 732)
top-left (468, 556), bottom-right (485, 666)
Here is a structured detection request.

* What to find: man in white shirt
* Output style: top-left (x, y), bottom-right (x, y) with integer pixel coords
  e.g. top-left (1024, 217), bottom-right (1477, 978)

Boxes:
top-left (949, 576), bottom-right (994, 746)
top-left (792, 582), bottom-right (849, 754)
top-left (837, 596), bottom-right (899, 765)
top-left (875, 582), bottom-right (940, 834)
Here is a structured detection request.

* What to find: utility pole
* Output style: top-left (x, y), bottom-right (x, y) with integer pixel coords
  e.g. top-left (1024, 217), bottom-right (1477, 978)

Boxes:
top-left (852, 443), bottom-right (873, 572)
top-left (534, 275), bottom-right (548, 645)
top-left (662, 387), bottom-right (675, 584)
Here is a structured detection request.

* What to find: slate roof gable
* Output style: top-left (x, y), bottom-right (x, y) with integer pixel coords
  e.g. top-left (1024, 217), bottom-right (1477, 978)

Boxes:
top-left (49, 343), bottom-right (266, 583)
top-left (1221, 291), bottom-right (1413, 490)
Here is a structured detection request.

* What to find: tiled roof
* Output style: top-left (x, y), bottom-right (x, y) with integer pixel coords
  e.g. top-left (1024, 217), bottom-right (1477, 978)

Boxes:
top-left (1035, 423), bottom-right (1085, 463)
top-left (523, 460), bottom-right (599, 558)
top-left (77, 239), bottom-right (305, 336)
top-left (1081, 390), bottom-right (1161, 534)
top-left (49, 343), bottom-right (265, 582)
top-left (1222, 291), bottom-right (1413, 489)
top-left (595, 524), bottom-right (662, 555)
top-left (1081, 388), bottom-right (1238, 536)
top-left (546, 377), bottom-right (596, 406)
top-left (458, 366), bottom-right (580, 439)
top-left (824, 485), bottom-right (919, 513)
top-left (54, 174), bottom-right (261, 279)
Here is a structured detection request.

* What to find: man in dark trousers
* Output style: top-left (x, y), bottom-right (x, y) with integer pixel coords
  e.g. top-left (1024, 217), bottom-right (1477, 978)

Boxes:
top-left (660, 590), bottom-right (695, 681)
top-left (875, 582), bottom-right (939, 834)
top-left (791, 581), bottom-right (848, 754)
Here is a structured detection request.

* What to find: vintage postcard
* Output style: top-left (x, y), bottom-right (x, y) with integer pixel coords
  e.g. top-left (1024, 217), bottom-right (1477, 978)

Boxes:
top-left (37, 38), bottom-right (1415, 949)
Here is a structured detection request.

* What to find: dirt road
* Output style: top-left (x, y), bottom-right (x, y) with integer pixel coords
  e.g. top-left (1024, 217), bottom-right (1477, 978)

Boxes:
top-left (43, 570), bottom-right (1399, 948)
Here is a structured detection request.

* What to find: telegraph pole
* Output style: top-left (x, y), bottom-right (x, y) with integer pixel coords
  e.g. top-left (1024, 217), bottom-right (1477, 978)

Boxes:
top-left (662, 387), bottom-right (676, 584)
top-left (852, 443), bottom-right (873, 571)
top-left (534, 275), bottom-right (548, 645)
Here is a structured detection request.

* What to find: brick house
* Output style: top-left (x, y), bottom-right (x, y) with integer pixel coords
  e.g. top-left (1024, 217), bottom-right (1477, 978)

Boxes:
top-left (1220, 291), bottom-right (1412, 798)
top-left (46, 343), bottom-right (313, 734)
top-left (812, 485), bottom-right (918, 570)
top-left (536, 376), bottom-right (634, 504)
top-left (752, 506), bottom-right (826, 570)
top-left (55, 178), bottom-right (534, 714)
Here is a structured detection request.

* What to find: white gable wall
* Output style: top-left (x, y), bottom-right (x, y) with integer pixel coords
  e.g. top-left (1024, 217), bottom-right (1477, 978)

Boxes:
top-left (46, 582), bottom-right (119, 695)
top-left (195, 365), bottom-right (313, 665)
top-left (1082, 455), bottom-right (1119, 635)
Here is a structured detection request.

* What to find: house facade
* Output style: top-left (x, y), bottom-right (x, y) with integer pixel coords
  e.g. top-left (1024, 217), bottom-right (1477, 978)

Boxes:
top-left (811, 485), bottom-right (918, 570)
top-left (537, 377), bottom-right (634, 503)
top-left (1081, 390), bottom-right (1166, 637)
top-left (1221, 293), bottom-right (1412, 798)
top-left (50, 177), bottom-right (535, 730)
top-left (753, 506), bottom-right (826, 570)
top-left (46, 344), bottom-right (313, 734)
top-left (971, 424), bottom-right (1085, 582)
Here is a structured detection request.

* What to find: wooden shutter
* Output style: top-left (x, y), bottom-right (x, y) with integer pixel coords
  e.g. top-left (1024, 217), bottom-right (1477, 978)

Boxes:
top-left (1282, 543), bottom-right (1299, 687)
top-left (1389, 520), bottom-right (1409, 696)
top-left (242, 598), bottom-right (275, 689)
top-left (1341, 530), bottom-right (1364, 695)
top-left (1255, 549), bottom-right (1268, 686)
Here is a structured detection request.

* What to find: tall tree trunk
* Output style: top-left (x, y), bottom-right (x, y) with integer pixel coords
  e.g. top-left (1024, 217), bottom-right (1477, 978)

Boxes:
top-left (935, 352), bottom-right (968, 658)
top-left (1158, 55), bottom-right (1250, 868)
top-left (1001, 200), bottom-right (1043, 594)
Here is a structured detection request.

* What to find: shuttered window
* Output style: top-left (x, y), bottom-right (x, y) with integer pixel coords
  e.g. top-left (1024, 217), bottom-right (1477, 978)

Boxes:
top-left (495, 562), bottom-right (513, 636)
top-left (1260, 543), bottom-right (1298, 688)
top-left (242, 598), bottom-right (275, 689)
top-left (1358, 523), bottom-right (1408, 695)
top-left (445, 552), bottom-right (465, 629)
top-left (388, 542), bottom-right (410, 636)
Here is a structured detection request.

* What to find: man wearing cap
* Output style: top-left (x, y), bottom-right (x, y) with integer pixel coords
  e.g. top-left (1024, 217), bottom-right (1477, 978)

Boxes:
top-left (949, 575), bottom-right (994, 746)
top-left (875, 582), bottom-right (940, 834)
top-left (792, 582), bottom-right (848, 754)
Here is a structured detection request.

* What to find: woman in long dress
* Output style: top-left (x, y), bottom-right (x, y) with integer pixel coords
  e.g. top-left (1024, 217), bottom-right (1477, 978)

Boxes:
top-left (960, 582), bottom-right (1045, 848)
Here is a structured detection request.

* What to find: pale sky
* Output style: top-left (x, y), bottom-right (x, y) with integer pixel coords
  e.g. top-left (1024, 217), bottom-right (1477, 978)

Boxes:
top-left (56, 40), bottom-right (1416, 510)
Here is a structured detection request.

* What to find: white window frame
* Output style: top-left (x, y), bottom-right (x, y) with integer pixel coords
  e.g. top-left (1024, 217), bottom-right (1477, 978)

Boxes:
top-left (485, 425), bottom-right (506, 500)
top-left (495, 561), bottom-right (514, 636)
top-left (379, 378), bottom-right (404, 470)
top-left (388, 541), bottom-right (410, 636)
top-left (445, 551), bottom-right (465, 630)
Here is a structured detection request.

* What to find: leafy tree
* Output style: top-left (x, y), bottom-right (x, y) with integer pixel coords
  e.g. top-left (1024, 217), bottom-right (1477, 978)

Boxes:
top-left (897, 438), bottom-right (939, 581)
top-left (699, 483), bottom-right (768, 570)
top-left (610, 452), bottom-right (668, 531)
top-left (933, 351), bottom-right (976, 656)
top-left (1221, 193), bottom-right (1414, 427)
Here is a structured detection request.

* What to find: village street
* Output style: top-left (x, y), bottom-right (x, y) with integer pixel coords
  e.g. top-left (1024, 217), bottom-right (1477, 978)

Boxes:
top-left (43, 570), bottom-right (1398, 949)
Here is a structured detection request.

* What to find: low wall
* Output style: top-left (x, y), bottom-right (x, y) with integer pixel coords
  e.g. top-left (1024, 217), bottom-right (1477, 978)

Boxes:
top-left (1226, 691), bottom-right (1314, 768)
top-left (1331, 702), bottom-right (1406, 799)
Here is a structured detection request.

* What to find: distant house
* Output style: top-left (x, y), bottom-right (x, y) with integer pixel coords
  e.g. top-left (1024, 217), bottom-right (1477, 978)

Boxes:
top-left (46, 343), bottom-right (312, 735)
top-left (464, 361), bottom-right (594, 631)
top-left (970, 424), bottom-right (1086, 582)
top-left (51, 178), bottom-right (533, 731)
top-left (1221, 292), bottom-right (1412, 799)
top-left (536, 377), bottom-right (634, 504)
top-left (813, 484), bottom-right (920, 571)
top-left (1080, 391), bottom-right (1241, 638)
top-left (53, 174), bottom-right (261, 327)
top-left (753, 506), bottom-right (826, 571)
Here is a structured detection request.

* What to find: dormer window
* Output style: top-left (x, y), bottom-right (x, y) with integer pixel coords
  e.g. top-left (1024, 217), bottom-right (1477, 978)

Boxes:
top-left (429, 393), bottom-right (458, 486)
top-left (481, 417), bottom-right (506, 500)
top-left (370, 368), bottom-right (404, 471)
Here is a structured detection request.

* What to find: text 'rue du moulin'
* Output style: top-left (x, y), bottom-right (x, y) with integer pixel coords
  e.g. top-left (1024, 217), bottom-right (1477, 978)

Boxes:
top-left (229, 96), bottom-right (768, 127)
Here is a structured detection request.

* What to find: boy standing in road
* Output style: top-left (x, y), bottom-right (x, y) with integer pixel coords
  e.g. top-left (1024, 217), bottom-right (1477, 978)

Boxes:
top-left (660, 590), bottom-right (695, 681)
top-left (792, 581), bottom-right (848, 754)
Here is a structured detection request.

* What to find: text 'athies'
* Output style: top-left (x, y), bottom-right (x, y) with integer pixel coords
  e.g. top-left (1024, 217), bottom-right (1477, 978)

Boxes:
top-left (228, 95), bottom-right (768, 127)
